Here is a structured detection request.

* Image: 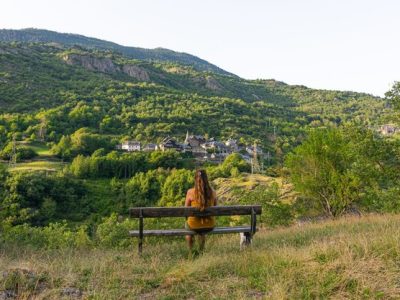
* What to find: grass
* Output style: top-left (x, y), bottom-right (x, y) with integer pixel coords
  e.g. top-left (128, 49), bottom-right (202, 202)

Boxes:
top-left (213, 173), bottom-right (295, 204)
top-left (20, 141), bottom-right (52, 156)
top-left (8, 161), bottom-right (66, 172)
top-left (2, 214), bottom-right (400, 299)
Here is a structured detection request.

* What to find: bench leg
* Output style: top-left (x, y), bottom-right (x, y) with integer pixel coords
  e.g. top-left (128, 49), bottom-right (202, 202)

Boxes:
top-left (240, 232), bottom-right (252, 250)
top-left (138, 210), bottom-right (143, 255)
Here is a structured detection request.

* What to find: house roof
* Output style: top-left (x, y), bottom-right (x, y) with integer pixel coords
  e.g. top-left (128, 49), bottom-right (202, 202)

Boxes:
top-left (122, 140), bottom-right (140, 146)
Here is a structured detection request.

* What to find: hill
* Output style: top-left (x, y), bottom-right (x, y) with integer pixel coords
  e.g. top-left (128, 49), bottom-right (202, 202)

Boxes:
top-left (0, 39), bottom-right (392, 156)
top-left (2, 214), bottom-right (399, 299)
top-left (0, 28), bottom-right (235, 76)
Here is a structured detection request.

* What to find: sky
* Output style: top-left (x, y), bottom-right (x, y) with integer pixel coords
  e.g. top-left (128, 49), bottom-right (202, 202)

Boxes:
top-left (1, 0), bottom-right (399, 96)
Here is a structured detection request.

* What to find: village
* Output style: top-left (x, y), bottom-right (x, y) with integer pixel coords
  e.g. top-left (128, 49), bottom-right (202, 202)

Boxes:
top-left (117, 131), bottom-right (266, 164)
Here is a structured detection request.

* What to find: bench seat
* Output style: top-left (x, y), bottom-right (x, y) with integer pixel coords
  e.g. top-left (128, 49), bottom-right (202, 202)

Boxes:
top-left (129, 226), bottom-right (252, 237)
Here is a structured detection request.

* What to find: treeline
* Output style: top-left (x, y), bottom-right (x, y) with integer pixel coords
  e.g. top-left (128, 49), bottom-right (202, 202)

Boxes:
top-left (68, 150), bottom-right (190, 179)
top-left (0, 166), bottom-right (87, 226)
top-left (0, 153), bottom-right (249, 229)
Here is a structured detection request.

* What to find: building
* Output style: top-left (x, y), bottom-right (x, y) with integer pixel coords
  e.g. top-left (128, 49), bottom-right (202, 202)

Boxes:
top-left (225, 138), bottom-right (238, 152)
top-left (184, 132), bottom-right (206, 147)
top-left (121, 140), bottom-right (141, 152)
top-left (380, 124), bottom-right (398, 135)
top-left (184, 132), bottom-right (207, 154)
top-left (246, 145), bottom-right (263, 156)
top-left (143, 143), bottom-right (158, 152)
top-left (159, 137), bottom-right (183, 152)
top-left (202, 141), bottom-right (232, 157)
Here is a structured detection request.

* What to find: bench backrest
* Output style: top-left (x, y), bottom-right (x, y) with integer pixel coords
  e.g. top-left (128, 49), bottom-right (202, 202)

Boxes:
top-left (129, 205), bottom-right (262, 218)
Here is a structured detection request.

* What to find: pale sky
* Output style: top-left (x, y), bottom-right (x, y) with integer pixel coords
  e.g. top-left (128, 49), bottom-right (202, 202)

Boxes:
top-left (1, 0), bottom-right (399, 96)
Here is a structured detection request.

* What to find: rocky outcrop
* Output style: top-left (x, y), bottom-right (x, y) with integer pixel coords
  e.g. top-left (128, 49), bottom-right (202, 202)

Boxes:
top-left (62, 54), bottom-right (150, 81)
top-left (122, 64), bottom-right (150, 81)
top-left (63, 54), bottom-right (118, 73)
top-left (205, 76), bottom-right (223, 91)
top-left (192, 75), bottom-right (223, 92)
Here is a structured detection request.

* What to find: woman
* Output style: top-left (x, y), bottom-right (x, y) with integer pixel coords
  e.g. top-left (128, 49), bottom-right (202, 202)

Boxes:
top-left (185, 169), bottom-right (217, 253)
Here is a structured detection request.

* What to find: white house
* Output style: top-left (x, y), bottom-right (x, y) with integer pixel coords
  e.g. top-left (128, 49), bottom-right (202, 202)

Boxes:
top-left (121, 141), bottom-right (141, 152)
top-left (143, 143), bottom-right (158, 152)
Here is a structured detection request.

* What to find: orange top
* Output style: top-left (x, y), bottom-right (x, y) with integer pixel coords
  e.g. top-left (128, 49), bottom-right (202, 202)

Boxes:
top-left (185, 188), bottom-right (217, 229)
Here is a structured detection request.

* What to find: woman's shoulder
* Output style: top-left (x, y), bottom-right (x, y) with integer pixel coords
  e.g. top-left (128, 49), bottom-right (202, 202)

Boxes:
top-left (186, 187), bottom-right (195, 196)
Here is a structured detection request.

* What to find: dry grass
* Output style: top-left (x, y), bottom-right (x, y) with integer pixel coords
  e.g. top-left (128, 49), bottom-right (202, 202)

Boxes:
top-left (2, 214), bottom-right (400, 299)
top-left (213, 173), bottom-right (295, 204)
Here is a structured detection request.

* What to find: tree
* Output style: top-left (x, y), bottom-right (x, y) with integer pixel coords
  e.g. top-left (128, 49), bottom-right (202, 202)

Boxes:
top-left (0, 142), bottom-right (37, 161)
top-left (286, 126), bottom-right (400, 217)
top-left (159, 169), bottom-right (194, 206)
top-left (385, 82), bottom-right (400, 122)
top-left (385, 81), bottom-right (400, 111)
top-left (125, 169), bottom-right (167, 208)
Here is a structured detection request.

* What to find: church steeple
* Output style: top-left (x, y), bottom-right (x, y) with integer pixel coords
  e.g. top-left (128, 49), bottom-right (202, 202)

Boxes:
top-left (185, 130), bottom-right (189, 144)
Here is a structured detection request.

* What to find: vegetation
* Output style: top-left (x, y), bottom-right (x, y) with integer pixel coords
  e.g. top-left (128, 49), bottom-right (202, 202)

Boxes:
top-left (2, 215), bottom-right (400, 299)
top-left (0, 40), bottom-right (391, 161)
top-left (0, 28), bottom-right (234, 76)
top-left (1, 30), bottom-right (400, 299)
top-left (286, 126), bottom-right (400, 217)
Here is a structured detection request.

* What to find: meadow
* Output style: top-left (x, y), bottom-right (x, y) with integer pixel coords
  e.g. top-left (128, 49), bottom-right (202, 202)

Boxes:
top-left (2, 214), bottom-right (400, 299)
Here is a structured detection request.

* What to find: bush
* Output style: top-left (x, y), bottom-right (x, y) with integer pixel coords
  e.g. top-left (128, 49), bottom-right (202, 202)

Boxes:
top-left (95, 213), bottom-right (136, 248)
top-left (0, 222), bottom-right (91, 249)
top-left (1, 172), bottom-right (87, 225)
top-left (159, 169), bottom-right (194, 206)
top-left (0, 142), bottom-right (37, 161)
top-left (239, 183), bottom-right (293, 227)
top-left (286, 126), bottom-right (400, 217)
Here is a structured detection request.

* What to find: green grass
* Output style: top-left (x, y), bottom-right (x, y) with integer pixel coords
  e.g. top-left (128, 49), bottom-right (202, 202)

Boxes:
top-left (8, 160), bottom-right (66, 172)
top-left (23, 141), bottom-right (52, 156)
top-left (2, 214), bottom-right (400, 299)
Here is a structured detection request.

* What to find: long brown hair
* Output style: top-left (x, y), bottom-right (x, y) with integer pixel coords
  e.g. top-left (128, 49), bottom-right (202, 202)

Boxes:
top-left (194, 169), bottom-right (214, 211)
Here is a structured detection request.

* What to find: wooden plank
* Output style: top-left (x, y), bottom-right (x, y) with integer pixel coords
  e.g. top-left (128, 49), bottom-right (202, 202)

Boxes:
top-left (129, 205), bottom-right (262, 218)
top-left (129, 226), bottom-right (252, 237)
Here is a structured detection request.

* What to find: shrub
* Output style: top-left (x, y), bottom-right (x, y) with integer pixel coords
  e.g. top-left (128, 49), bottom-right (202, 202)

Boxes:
top-left (95, 213), bottom-right (136, 249)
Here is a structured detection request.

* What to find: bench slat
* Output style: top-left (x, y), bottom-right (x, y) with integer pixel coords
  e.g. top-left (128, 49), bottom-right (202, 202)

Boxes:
top-left (129, 205), bottom-right (262, 218)
top-left (129, 226), bottom-right (252, 237)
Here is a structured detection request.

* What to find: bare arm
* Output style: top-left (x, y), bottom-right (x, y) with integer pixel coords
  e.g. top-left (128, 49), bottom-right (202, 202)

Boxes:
top-left (185, 189), bottom-right (192, 220)
top-left (185, 190), bottom-right (192, 207)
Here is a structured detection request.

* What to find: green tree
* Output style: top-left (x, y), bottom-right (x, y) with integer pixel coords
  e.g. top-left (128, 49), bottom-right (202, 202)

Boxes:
top-left (125, 169), bottom-right (167, 208)
top-left (286, 126), bottom-right (400, 217)
top-left (159, 169), bottom-right (194, 206)
top-left (286, 128), bottom-right (362, 217)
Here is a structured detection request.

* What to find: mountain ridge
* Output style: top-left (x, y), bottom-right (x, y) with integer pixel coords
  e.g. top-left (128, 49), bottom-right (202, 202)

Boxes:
top-left (0, 28), bottom-right (236, 77)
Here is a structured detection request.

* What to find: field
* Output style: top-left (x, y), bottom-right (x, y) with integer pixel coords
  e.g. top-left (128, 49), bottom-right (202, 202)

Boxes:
top-left (7, 160), bottom-right (66, 172)
top-left (24, 141), bottom-right (52, 156)
top-left (2, 214), bottom-right (400, 299)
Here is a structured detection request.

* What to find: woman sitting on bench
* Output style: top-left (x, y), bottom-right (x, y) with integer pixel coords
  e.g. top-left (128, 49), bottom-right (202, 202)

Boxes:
top-left (185, 169), bottom-right (217, 253)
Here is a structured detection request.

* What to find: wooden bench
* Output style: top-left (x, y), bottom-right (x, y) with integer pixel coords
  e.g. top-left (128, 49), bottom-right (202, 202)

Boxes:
top-left (129, 205), bottom-right (262, 254)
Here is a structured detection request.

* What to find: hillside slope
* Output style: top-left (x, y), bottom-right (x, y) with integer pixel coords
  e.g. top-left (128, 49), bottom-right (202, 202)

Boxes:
top-left (0, 28), bottom-right (235, 76)
top-left (2, 215), bottom-right (399, 299)
top-left (0, 35), bottom-right (393, 158)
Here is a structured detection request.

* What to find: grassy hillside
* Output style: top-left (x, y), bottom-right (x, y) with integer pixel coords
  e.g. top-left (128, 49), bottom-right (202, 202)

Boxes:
top-left (2, 214), bottom-right (400, 299)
